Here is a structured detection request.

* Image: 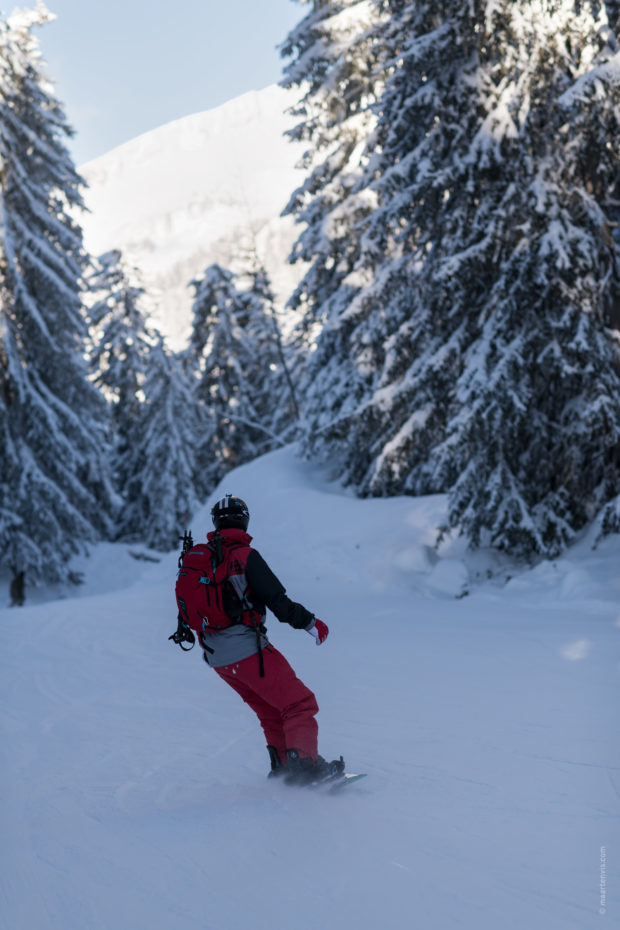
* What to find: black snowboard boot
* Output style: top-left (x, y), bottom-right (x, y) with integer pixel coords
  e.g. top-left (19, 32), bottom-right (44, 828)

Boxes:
top-left (266, 745), bottom-right (285, 779)
top-left (284, 749), bottom-right (345, 786)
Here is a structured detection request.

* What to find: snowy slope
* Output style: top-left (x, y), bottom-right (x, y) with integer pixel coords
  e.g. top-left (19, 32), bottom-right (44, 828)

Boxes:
top-left (2, 446), bottom-right (619, 930)
top-left (78, 85), bottom-right (307, 349)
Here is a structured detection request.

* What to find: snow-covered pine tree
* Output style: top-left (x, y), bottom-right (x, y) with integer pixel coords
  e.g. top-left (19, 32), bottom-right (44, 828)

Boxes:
top-left (434, 1), bottom-right (620, 558)
top-left (188, 263), bottom-right (288, 489)
top-left (280, 0), bottom-right (386, 339)
top-left (0, 5), bottom-right (114, 592)
top-left (121, 334), bottom-right (204, 550)
top-left (88, 252), bottom-right (207, 547)
top-left (87, 249), bottom-right (156, 514)
top-left (596, 491), bottom-right (620, 543)
top-left (0, 317), bottom-right (25, 595)
top-left (296, 1), bottom-right (485, 491)
top-left (245, 262), bottom-right (300, 438)
top-left (295, 0), bottom-right (620, 560)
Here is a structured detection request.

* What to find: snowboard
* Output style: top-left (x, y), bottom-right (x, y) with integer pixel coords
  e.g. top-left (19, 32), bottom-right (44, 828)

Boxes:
top-left (328, 773), bottom-right (367, 791)
top-left (278, 764), bottom-right (368, 791)
top-left (312, 772), bottom-right (367, 792)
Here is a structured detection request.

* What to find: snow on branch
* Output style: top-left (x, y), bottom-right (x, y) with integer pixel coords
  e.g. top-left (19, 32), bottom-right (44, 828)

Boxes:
top-left (559, 50), bottom-right (620, 107)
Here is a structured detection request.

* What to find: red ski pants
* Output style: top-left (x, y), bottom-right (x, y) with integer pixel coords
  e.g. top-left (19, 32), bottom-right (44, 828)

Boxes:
top-left (215, 645), bottom-right (319, 762)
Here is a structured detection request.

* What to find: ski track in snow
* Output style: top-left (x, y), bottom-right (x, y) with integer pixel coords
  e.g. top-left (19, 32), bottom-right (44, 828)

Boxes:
top-left (1, 446), bottom-right (619, 930)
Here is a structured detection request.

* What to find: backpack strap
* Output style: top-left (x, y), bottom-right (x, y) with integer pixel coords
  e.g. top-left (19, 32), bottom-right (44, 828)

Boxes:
top-left (255, 622), bottom-right (265, 678)
top-left (208, 530), bottom-right (224, 567)
top-left (210, 535), bottom-right (266, 678)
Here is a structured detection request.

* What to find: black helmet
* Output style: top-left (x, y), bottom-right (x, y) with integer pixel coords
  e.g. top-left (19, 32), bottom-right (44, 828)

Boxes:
top-left (211, 494), bottom-right (250, 532)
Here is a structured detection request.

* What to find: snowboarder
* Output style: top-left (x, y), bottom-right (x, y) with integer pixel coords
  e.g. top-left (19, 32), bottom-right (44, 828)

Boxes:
top-left (174, 494), bottom-right (343, 785)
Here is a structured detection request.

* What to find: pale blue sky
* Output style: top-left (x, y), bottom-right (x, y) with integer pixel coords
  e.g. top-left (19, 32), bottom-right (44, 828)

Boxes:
top-left (37, 0), bottom-right (302, 166)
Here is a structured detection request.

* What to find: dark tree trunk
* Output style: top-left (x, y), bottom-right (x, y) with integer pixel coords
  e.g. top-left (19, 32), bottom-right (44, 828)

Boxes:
top-left (10, 569), bottom-right (25, 607)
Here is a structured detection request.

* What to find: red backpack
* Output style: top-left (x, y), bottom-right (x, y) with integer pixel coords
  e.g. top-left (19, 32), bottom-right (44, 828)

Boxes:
top-left (175, 534), bottom-right (254, 635)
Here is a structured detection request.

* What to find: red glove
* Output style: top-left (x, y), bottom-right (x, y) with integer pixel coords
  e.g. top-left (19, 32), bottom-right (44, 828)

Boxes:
top-left (307, 619), bottom-right (329, 645)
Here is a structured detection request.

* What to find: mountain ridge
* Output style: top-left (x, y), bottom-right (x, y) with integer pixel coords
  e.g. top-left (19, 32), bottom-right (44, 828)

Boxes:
top-left (79, 84), bottom-right (307, 349)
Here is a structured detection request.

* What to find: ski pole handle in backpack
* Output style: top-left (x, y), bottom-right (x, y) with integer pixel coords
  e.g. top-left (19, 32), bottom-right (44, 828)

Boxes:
top-left (178, 529), bottom-right (194, 569)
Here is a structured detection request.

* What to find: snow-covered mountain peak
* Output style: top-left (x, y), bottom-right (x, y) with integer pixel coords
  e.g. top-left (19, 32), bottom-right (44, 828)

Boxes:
top-left (79, 84), bottom-right (307, 349)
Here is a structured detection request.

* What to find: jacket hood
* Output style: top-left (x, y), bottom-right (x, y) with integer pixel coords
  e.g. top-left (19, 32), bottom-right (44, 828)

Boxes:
top-left (207, 528), bottom-right (253, 546)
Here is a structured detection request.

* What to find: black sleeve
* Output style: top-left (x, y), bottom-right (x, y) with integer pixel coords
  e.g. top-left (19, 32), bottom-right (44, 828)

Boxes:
top-left (245, 550), bottom-right (315, 631)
